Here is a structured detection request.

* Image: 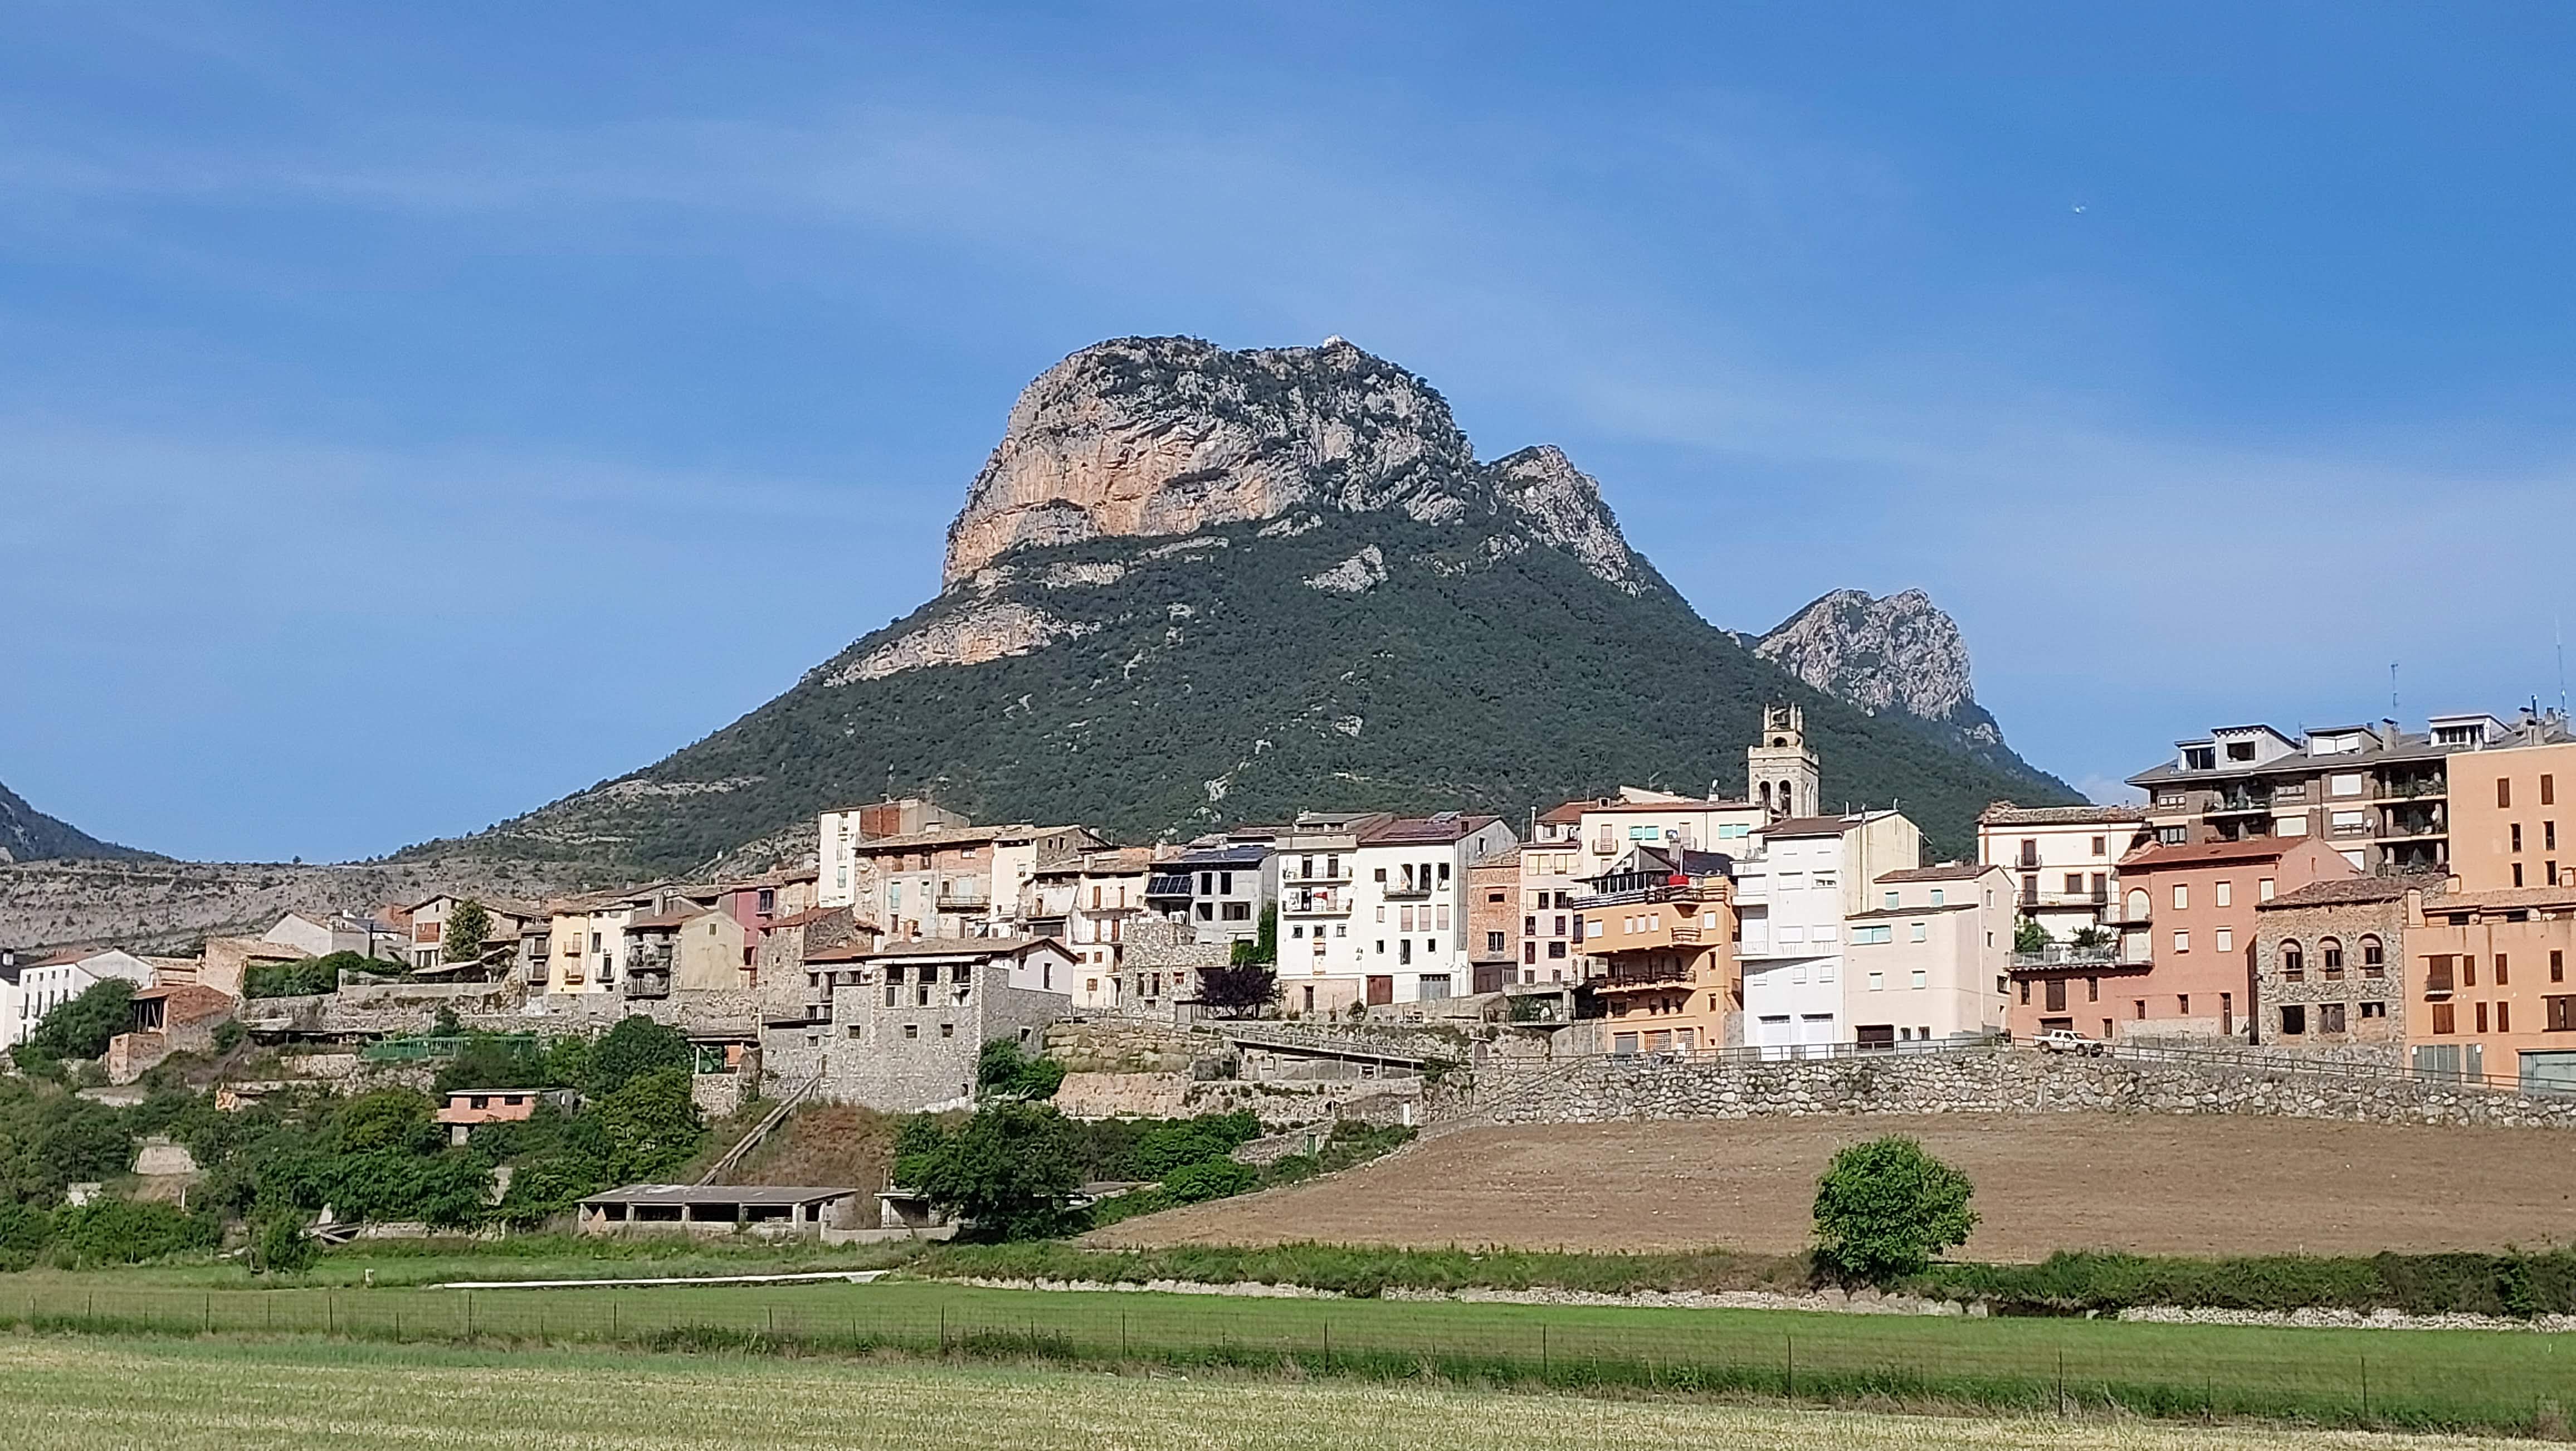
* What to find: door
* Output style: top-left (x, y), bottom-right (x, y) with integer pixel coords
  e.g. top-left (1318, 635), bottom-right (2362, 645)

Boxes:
top-left (1855, 1024), bottom-right (1895, 1051)
top-left (1758, 1014), bottom-right (1792, 1059)
top-left (2045, 978), bottom-right (2067, 1012)
top-left (1365, 975), bottom-right (1394, 1006)
top-left (1799, 1014), bottom-right (1837, 1056)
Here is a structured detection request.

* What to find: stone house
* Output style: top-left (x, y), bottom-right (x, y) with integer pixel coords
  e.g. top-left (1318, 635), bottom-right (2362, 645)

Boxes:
top-left (768, 937), bottom-right (1075, 1111)
top-left (1466, 851), bottom-right (1520, 994)
top-left (2251, 875), bottom-right (2418, 1059)
top-left (105, 983), bottom-right (235, 1084)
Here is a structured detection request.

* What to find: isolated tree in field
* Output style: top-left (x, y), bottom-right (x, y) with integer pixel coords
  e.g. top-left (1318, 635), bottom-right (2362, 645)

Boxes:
top-left (442, 899), bottom-right (493, 964)
top-left (1196, 960), bottom-right (1277, 1017)
top-left (904, 1101), bottom-right (1082, 1239)
top-left (1811, 1135), bottom-right (1978, 1287)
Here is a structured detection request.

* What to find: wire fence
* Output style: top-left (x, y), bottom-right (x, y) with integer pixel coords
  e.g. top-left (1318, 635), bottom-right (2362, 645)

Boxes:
top-left (9, 1278), bottom-right (2576, 1435)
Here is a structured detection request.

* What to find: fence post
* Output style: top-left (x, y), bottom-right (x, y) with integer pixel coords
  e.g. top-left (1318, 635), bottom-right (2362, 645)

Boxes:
top-left (2361, 1355), bottom-right (2369, 1421)
top-left (465, 1293), bottom-right (474, 1342)
top-left (1787, 1335), bottom-right (1794, 1400)
top-left (1318, 1319), bottom-right (1326, 1372)
top-left (2056, 1349), bottom-right (2066, 1416)
top-left (939, 1305), bottom-right (947, 1355)
top-left (1540, 1323), bottom-right (1548, 1378)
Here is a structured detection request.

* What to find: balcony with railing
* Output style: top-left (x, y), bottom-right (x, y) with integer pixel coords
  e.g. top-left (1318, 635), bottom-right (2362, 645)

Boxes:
top-left (2377, 777), bottom-right (2447, 802)
top-left (1380, 882), bottom-right (1435, 901)
top-left (2206, 791), bottom-right (2275, 816)
top-left (934, 887), bottom-right (992, 913)
top-left (1282, 887), bottom-right (1350, 916)
top-left (1591, 956), bottom-right (1700, 991)
top-left (2009, 943), bottom-right (2140, 972)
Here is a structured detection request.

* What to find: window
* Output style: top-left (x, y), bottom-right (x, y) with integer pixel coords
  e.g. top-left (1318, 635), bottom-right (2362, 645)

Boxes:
top-left (2550, 996), bottom-right (2576, 1033)
top-left (2546, 775), bottom-right (2558, 806)
top-left (2215, 880), bottom-right (2232, 908)
top-left (2173, 930), bottom-right (2189, 954)
top-left (2432, 1002), bottom-right (2455, 1034)
top-left (2360, 1000), bottom-right (2387, 1019)
top-left (2515, 864), bottom-right (2528, 887)
top-left (1910, 922), bottom-right (1928, 942)
top-left (1486, 931), bottom-right (1506, 954)
top-left (2361, 936), bottom-right (2384, 975)
top-left (1931, 889), bottom-right (1945, 906)
top-left (2499, 1001), bottom-right (2512, 1033)
top-left (1910, 968), bottom-right (1928, 990)
top-left (2281, 941), bottom-right (2305, 981)
top-left (1868, 971), bottom-right (1885, 992)
top-left (2477, 1001), bottom-right (2490, 1034)
top-left (2317, 1003), bottom-right (2346, 1034)
top-left (2173, 884), bottom-right (2189, 910)
top-left (2064, 873), bottom-right (2084, 895)
top-left (2280, 1005), bottom-right (2306, 1035)
top-left (2178, 994), bottom-right (2190, 1014)
top-left (2329, 773), bottom-right (2363, 797)
top-left (2497, 953), bottom-right (2510, 986)
top-left (2500, 778), bottom-right (2514, 809)
top-left (940, 1023), bottom-right (955, 1038)
top-left (2127, 888), bottom-right (2149, 919)
top-left (2091, 836), bottom-right (2107, 856)
top-left (2320, 938), bottom-right (2343, 978)
top-left (2514, 824), bottom-right (2525, 853)
top-left (902, 1024), bottom-right (919, 1040)
top-left (1884, 892), bottom-right (1899, 910)
top-left (1547, 941), bottom-right (1567, 959)
top-left (2215, 926), bottom-right (2235, 953)
top-left (2556, 950), bottom-right (2567, 984)
top-left (2259, 878), bottom-right (2275, 902)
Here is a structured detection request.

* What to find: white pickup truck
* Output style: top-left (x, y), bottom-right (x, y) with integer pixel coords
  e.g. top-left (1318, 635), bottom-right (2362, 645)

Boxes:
top-left (2033, 1029), bottom-right (2107, 1056)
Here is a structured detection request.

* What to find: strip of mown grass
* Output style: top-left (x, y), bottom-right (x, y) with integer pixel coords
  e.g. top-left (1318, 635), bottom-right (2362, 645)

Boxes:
top-left (920, 1239), bottom-right (1813, 1297)
top-left (10, 1333), bottom-right (2492, 1451)
top-left (8, 1270), bottom-right (2576, 1434)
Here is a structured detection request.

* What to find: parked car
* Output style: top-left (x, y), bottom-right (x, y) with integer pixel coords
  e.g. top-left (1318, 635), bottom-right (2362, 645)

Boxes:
top-left (2034, 1029), bottom-right (2106, 1056)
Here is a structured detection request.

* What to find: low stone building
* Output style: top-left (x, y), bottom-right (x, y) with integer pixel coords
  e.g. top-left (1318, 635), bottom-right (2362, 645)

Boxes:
top-left (105, 984), bottom-right (236, 1084)
top-left (2251, 876), bottom-right (2424, 1059)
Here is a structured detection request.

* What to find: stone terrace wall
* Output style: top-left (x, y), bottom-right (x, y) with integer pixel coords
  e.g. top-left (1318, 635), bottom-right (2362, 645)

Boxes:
top-left (1482, 1046), bottom-right (2576, 1131)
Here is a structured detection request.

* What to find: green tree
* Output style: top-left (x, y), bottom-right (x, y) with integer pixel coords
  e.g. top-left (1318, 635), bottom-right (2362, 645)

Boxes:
top-left (905, 1101), bottom-right (1082, 1239)
top-left (2070, 924), bottom-right (2114, 951)
top-left (1196, 961), bottom-right (1277, 1017)
top-left (975, 1038), bottom-right (1065, 1101)
top-left (2012, 917), bottom-right (2051, 955)
top-left (585, 1016), bottom-right (693, 1097)
top-left (588, 1067), bottom-right (703, 1184)
top-left (331, 1090), bottom-right (441, 1156)
top-left (13, 979), bottom-right (138, 1069)
top-left (1811, 1136), bottom-right (1979, 1288)
top-left (253, 1213), bottom-right (318, 1275)
top-left (442, 899), bottom-right (493, 964)
top-left (435, 1034), bottom-right (548, 1095)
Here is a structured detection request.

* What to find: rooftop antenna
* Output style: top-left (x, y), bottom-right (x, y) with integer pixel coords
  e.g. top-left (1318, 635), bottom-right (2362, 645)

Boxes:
top-left (2558, 616), bottom-right (2568, 719)
top-left (2390, 662), bottom-right (2399, 714)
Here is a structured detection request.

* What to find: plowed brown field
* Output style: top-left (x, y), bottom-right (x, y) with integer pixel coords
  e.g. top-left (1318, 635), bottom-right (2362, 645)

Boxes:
top-left (1091, 1114), bottom-right (2576, 1259)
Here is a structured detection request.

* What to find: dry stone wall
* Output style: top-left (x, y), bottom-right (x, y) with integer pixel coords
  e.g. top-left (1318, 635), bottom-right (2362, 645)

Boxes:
top-left (1481, 1047), bottom-right (2576, 1131)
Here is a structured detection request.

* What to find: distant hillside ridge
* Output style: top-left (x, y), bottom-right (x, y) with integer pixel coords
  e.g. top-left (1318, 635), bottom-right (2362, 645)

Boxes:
top-left (422, 335), bottom-right (2077, 870)
top-left (0, 779), bottom-right (153, 863)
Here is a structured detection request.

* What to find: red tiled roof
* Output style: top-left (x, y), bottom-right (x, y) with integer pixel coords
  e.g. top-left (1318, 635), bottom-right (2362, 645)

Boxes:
top-left (2259, 875), bottom-right (2440, 909)
top-left (2120, 839), bottom-right (2307, 870)
top-left (1876, 864), bottom-right (1999, 883)
top-left (1360, 814), bottom-right (1501, 846)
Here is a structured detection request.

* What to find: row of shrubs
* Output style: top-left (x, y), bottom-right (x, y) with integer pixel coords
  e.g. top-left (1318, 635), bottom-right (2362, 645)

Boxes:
top-left (916, 1236), bottom-right (1807, 1299)
top-left (1912, 1249), bottom-right (2576, 1319)
top-left (1078, 1120), bottom-right (1417, 1230)
top-left (0, 1201), bottom-right (219, 1273)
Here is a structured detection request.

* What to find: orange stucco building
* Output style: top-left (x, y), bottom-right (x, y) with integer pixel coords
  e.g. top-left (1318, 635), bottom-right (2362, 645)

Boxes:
top-left (1575, 848), bottom-right (1738, 1055)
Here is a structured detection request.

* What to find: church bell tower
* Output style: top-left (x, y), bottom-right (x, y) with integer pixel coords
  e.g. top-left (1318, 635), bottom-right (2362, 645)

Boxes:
top-left (1748, 703), bottom-right (1821, 820)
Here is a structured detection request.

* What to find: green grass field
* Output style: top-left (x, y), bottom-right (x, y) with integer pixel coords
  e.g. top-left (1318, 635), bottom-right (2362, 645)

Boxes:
top-left (0, 1335), bottom-right (2543, 1451)
top-left (9, 1269), bottom-right (2576, 1433)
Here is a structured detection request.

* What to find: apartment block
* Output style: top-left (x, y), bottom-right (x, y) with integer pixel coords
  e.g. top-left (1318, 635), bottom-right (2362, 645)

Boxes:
top-left (1977, 803), bottom-right (2151, 941)
top-left (2441, 739), bottom-right (2576, 894)
top-left (1732, 810), bottom-right (1923, 1055)
top-left (1575, 845), bottom-right (1736, 1055)
top-left (814, 801), bottom-right (1105, 939)
top-left (1843, 863), bottom-right (2014, 1046)
top-left (1143, 840), bottom-right (1276, 947)
top-left (2018, 836), bottom-right (2357, 1041)
top-left (1466, 853), bottom-right (1521, 994)
top-left (1271, 809), bottom-right (1515, 1015)
top-left (2127, 711), bottom-right (2571, 875)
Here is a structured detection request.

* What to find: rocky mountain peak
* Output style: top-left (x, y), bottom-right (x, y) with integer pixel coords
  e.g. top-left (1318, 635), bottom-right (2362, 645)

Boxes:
top-left (0, 779), bottom-right (148, 863)
top-left (1754, 588), bottom-right (2001, 748)
top-left (940, 335), bottom-right (1643, 592)
top-left (943, 335), bottom-right (1482, 585)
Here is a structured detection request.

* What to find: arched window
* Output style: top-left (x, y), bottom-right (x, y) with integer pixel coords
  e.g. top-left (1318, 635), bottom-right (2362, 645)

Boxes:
top-left (2126, 888), bottom-right (2149, 921)
top-left (2360, 934), bottom-right (2385, 977)
top-left (2280, 940), bottom-right (2304, 982)
top-left (2321, 937), bottom-right (2345, 980)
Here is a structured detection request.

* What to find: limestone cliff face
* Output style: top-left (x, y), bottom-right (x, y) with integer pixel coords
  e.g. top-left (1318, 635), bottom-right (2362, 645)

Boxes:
top-left (1754, 589), bottom-right (2003, 749)
top-left (941, 335), bottom-right (1635, 591)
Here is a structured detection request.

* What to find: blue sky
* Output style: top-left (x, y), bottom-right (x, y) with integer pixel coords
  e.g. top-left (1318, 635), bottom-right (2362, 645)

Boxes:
top-left (6, 3), bottom-right (2574, 862)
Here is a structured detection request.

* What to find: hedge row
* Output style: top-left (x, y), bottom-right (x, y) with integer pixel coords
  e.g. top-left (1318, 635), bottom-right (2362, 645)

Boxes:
top-left (1912, 1250), bottom-right (2576, 1318)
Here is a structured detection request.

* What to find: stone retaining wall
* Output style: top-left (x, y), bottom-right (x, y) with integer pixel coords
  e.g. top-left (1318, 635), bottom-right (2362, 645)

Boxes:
top-left (1481, 1047), bottom-right (2576, 1130)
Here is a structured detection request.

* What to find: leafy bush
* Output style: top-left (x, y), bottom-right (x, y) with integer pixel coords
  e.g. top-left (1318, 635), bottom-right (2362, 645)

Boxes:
top-left (1811, 1136), bottom-right (1977, 1287)
top-left (1131, 1111), bottom-right (1261, 1179)
top-left (0, 1078), bottom-right (137, 1205)
top-left (1162, 1158), bottom-right (1260, 1204)
top-left (1911, 1249), bottom-right (2576, 1319)
top-left (254, 1213), bottom-right (318, 1275)
top-left (13, 978), bottom-right (136, 1068)
top-left (0, 1201), bottom-right (53, 1270)
top-left (975, 1039), bottom-right (1065, 1101)
top-left (242, 952), bottom-right (378, 999)
top-left (49, 1200), bottom-right (218, 1267)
